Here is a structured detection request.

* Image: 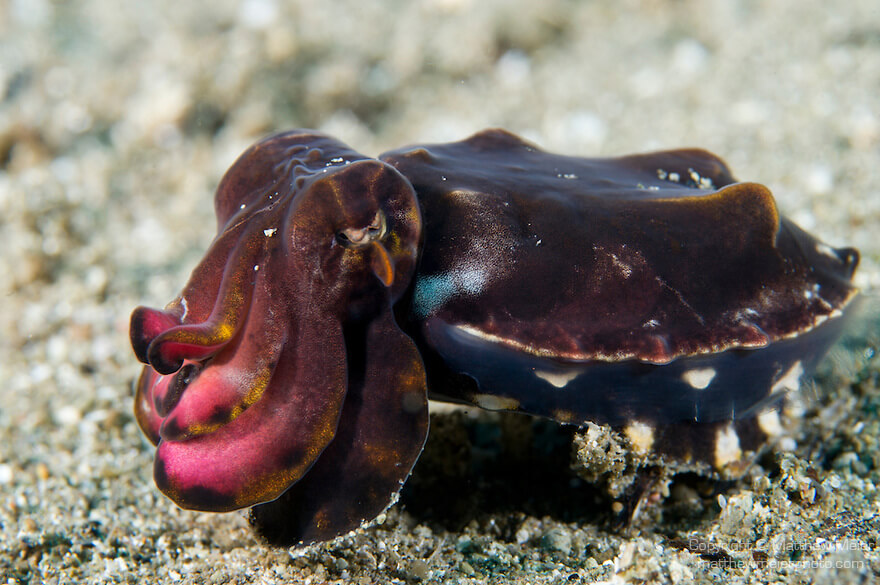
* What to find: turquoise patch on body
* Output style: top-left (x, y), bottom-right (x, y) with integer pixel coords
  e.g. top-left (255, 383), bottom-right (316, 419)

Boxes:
top-left (413, 274), bottom-right (456, 318)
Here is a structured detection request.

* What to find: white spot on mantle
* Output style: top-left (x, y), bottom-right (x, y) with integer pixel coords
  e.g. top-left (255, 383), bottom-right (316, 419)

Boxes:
top-left (534, 369), bottom-right (580, 388)
top-left (473, 394), bottom-right (519, 411)
top-left (681, 367), bottom-right (716, 390)
top-left (263, 227), bottom-right (277, 237)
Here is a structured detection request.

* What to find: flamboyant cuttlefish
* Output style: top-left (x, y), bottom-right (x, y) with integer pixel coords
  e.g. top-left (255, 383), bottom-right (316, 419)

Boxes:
top-left (130, 129), bottom-right (860, 546)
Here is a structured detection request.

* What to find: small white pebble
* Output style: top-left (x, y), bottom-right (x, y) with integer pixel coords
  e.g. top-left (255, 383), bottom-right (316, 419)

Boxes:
top-left (238, 0), bottom-right (278, 30)
top-left (55, 405), bottom-right (82, 426)
top-left (46, 335), bottom-right (68, 362)
top-left (30, 363), bottom-right (52, 383)
top-left (84, 409), bottom-right (110, 423)
top-left (105, 557), bottom-right (129, 575)
top-left (671, 39), bottom-right (709, 76)
top-left (84, 266), bottom-right (108, 291)
top-left (779, 437), bottom-right (797, 452)
top-left (496, 49), bottom-right (531, 88)
top-left (0, 464), bottom-right (12, 484)
top-left (804, 164), bottom-right (834, 196)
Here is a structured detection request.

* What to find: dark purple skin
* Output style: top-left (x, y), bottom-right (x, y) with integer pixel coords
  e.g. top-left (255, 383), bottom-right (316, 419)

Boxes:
top-left (382, 130), bottom-right (860, 428)
top-left (131, 129), bottom-right (859, 547)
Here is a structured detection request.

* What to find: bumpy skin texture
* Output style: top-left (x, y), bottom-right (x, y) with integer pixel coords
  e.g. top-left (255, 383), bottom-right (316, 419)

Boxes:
top-left (131, 129), bottom-right (859, 547)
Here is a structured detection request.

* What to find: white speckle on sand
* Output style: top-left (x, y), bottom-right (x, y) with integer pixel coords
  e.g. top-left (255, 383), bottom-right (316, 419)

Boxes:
top-left (757, 410), bottom-right (784, 437)
top-left (238, 0), bottom-right (278, 30)
top-left (624, 421), bottom-right (655, 454)
top-left (0, 464), bottom-right (12, 484)
top-left (715, 424), bottom-right (742, 468)
top-left (804, 164), bottom-right (834, 196)
top-left (54, 405), bottom-right (82, 426)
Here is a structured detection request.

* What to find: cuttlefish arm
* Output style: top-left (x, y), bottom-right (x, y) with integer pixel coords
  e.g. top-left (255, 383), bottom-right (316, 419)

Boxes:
top-left (130, 131), bottom-right (428, 532)
top-left (249, 308), bottom-right (429, 546)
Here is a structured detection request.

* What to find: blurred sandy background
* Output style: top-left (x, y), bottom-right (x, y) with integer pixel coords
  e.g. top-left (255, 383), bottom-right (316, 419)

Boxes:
top-left (1, 0), bottom-right (879, 583)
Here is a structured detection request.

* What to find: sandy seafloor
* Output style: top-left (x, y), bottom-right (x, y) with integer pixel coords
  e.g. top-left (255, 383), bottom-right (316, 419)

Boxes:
top-left (2, 0), bottom-right (880, 583)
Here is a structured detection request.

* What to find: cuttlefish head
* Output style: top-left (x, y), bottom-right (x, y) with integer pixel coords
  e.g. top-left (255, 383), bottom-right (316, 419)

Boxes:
top-left (130, 131), bottom-right (427, 530)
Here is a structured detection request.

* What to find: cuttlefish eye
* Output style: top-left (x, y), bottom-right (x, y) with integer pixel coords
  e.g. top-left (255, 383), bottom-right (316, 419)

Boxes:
top-left (336, 211), bottom-right (386, 247)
